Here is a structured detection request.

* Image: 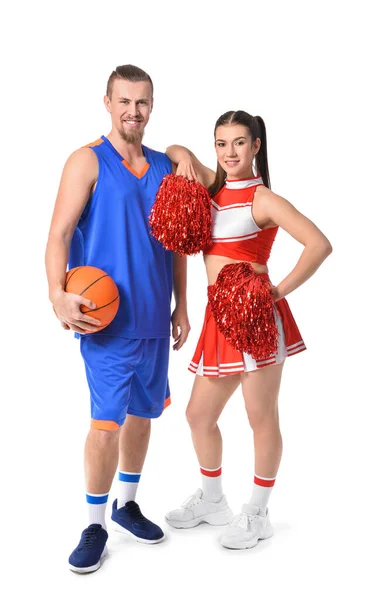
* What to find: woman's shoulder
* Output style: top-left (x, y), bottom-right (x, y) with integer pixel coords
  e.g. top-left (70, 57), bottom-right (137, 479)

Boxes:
top-left (254, 185), bottom-right (287, 206)
top-left (253, 185), bottom-right (292, 228)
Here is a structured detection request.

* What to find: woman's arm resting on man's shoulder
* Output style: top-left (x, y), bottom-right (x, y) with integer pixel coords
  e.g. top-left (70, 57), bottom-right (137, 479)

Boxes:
top-left (167, 145), bottom-right (215, 188)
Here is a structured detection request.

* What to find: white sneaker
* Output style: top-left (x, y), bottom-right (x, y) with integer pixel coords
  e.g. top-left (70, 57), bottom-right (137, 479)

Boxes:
top-left (220, 504), bottom-right (273, 549)
top-left (165, 489), bottom-right (233, 529)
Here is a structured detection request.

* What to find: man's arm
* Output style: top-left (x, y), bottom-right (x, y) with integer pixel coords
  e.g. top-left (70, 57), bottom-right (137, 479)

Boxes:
top-left (45, 148), bottom-right (102, 333)
top-left (171, 253), bottom-right (190, 350)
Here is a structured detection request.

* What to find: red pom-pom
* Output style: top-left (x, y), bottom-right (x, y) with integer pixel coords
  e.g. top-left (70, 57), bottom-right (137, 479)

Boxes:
top-left (149, 174), bottom-right (212, 256)
top-left (208, 262), bottom-right (278, 361)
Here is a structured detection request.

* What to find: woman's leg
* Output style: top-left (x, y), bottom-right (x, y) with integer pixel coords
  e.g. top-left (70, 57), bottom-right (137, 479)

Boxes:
top-left (166, 374), bottom-right (240, 528)
top-left (242, 362), bottom-right (284, 489)
top-left (220, 362), bottom-right (284, 549)
top-left (186, 374), bottom-right (241, 470)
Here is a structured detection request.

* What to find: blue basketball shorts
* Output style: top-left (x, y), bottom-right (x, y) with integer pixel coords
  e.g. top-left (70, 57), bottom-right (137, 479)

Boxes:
top-left (80, 335), bottom-right (171, 430)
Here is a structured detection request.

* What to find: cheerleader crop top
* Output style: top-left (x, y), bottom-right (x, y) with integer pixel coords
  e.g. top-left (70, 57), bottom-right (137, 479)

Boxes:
top-left (204, 176), bottom-right (278, 265)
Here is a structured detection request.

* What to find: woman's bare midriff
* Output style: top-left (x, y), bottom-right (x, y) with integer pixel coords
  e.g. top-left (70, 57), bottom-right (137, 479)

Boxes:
top-left (204, 254), bottom-right (269, 286)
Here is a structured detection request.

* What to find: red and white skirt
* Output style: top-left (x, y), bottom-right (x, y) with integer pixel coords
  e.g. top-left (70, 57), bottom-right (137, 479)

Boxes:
top-left (189, 293), bottom-right (306, 377)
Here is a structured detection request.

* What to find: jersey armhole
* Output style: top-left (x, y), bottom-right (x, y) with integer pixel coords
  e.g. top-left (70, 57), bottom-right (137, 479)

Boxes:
top-left (80, 149), bottom-right (103, 221)
top-left (250, 185), bottom-right (264, 232)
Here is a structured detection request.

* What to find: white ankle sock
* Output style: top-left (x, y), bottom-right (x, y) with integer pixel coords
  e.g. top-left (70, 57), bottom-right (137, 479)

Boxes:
top-left (86, 492), bottom-right (109, 529)
top-left (117, 471), bottom-right (141, 509)
top-left (246, 474), bottom-right (276, 515)
top-left (200, 466), bottom-right (223, 501)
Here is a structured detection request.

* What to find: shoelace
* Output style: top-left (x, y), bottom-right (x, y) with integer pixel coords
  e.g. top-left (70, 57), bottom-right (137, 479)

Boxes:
top-left (81, 526), bottom-right (101, 548)
top-left (181, 493), bottom-right (202, 509)
top-left (233, 513), bottom-right (259, 530)
top-left (125, 503), bottom-right (147, 523)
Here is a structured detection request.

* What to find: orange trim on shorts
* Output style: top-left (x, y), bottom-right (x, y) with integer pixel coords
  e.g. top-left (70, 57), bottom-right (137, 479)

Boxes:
top-left (121, 159), bottom-right (149, 179)
top-left (163, 396), bottom-right (171, 410)
top-left (91, 419), bottom-right (119, 431)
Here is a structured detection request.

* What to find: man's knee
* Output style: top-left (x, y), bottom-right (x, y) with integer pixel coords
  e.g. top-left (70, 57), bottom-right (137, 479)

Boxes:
top-left (88, 425), bottom-right (120, 449)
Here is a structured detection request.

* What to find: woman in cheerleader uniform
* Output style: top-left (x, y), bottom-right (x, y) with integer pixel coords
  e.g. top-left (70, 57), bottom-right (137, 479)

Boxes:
top-left (164, 110), bottom-right (332, 549)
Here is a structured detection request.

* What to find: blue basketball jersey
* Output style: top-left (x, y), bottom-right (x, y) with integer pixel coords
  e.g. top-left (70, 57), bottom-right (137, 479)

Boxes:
top-left (69, 135), bottom-right (173, 338)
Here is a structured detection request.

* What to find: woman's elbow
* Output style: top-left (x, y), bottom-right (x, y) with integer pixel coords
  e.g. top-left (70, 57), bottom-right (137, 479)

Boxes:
top-left (323, 238), bottom-right (333, 257)
top-left (319, 237), bottom-right (333, 259)
top-left (306, 235), bottom-right (333, 259)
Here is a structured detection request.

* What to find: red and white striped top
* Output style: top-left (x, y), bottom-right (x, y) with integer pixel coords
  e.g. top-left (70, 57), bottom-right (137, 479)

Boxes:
top-left (204, 176), bottom-right (278, 265)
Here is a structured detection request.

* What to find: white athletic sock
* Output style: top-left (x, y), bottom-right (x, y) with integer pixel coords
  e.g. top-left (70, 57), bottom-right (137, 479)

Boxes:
top-left (117, 471), bottom-right (141, 509)
top-left (246, 474), bottom-right (276, 515)
top-left (86, 492), bottom-right (109, 529)
top-left (200, 466), bottom-right (223, 501)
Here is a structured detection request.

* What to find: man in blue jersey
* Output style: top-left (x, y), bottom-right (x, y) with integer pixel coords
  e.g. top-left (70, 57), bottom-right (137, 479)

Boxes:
top-left (45, 65), bottom-right (190, 573)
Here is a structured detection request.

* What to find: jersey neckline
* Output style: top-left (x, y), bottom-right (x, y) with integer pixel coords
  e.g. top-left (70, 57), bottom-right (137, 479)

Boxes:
top-left (225, 176), bottom-right (263, 190)
top-left (101, 135), bottom-right (150, 179)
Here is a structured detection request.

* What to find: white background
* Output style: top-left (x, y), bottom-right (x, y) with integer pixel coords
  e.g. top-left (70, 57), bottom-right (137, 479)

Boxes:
top-left (1, 0), bottom-right (372, 598)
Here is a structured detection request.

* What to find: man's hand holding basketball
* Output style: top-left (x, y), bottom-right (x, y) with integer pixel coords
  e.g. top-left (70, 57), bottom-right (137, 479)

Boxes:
top-left (52, 290), bottom-right (101, 334)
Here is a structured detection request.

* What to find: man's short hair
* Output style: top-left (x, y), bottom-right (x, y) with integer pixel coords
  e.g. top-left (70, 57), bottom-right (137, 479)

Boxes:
top-left (106, 65), bottom-right (153, 98)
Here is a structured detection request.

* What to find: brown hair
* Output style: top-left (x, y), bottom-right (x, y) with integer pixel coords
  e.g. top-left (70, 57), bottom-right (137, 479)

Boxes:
top-left (209, 110), bottom-right (271, 198)
top-left (106, 65), bottom-right (153, 99)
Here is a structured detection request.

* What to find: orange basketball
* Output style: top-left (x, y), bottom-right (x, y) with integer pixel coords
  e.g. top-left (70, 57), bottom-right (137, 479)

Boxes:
top-left (65, 266), bottom-right (120, 332)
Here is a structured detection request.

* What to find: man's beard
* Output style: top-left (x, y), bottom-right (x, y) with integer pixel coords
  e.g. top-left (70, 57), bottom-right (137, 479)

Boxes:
top-left (119, 126), bottom-right (143, 145)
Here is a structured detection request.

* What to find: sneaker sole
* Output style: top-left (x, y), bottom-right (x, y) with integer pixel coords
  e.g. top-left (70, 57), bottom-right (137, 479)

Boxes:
top-left (165, 507), bottom-right (234, 529)
top-left (111, 521), bottom-right (165, 544)
top-left (221, 527), bottom-right (274, 550)
top-left (68, 546), bottom-right (108, 573)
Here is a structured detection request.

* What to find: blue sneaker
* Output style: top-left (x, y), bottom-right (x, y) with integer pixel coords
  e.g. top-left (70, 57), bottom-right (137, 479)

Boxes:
top-left (111, 500), bottom-right (165, 544)
top-left (68, 524), bottom-right (108, 573)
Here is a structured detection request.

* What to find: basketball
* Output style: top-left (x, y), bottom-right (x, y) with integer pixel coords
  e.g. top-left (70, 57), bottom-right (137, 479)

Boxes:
top-left (65, 266), bottom-right (120, 332)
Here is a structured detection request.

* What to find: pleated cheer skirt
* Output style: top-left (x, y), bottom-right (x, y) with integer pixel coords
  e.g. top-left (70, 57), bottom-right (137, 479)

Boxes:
top-left (189, 296), bottom-right (306, 377)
